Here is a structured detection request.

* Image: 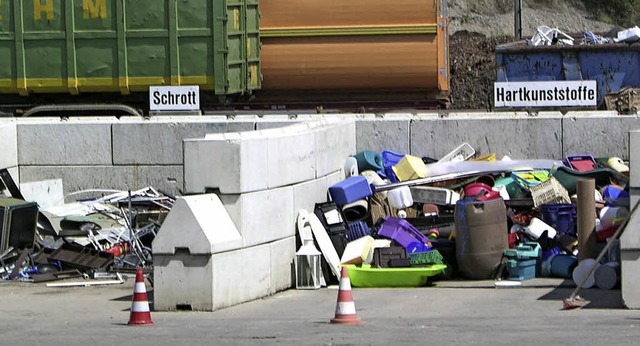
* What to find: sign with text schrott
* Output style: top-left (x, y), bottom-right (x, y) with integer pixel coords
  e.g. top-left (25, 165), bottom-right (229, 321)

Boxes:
top-left (494, 81), bottom-right (597, 108)
top-left (149, 85), bottom-right (200, 111)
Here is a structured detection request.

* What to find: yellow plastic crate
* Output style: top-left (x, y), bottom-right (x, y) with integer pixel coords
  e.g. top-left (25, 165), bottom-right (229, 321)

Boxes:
top-left (392, 155), bottom-right (427, 181)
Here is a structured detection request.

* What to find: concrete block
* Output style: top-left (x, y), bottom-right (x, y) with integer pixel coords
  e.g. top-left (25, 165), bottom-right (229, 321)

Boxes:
top-left (0, 121), bottom-right (17, 169)
top-left (185, 120), bottom-right (349, 194)
top-left (17, 122), bottom-right (112, 165)
top-left (152, 253), bottom-right (214, 311)
top-left (154, 194), bottom-right (242, 255)
top-left (112, 121), bottom-right (230, 165)
top-left (19, 165), bottom-right (183, 199)
top-left (630, 131), bottom-right (640, 188)
top-left (316, 120), bottom-right (357, 178)
top-left (356, 117), bottom-right (411, 154)
top-left (325, 171), bottom-right (344, 189)
top-left (154, 243), bottom-right (272, 311)
top-left (563, 113), bottom-right (640, 160)
top-left (410, 113), bottom-right (563, 160)
top-left (293, 176), bottom-right (330, 216)
top-left (269, 237), bottom-right (296, 293)
top-left (211, 244), bottom-right (271, 309)
top-left (267, 125), bottom-right (317, 189)
top-left (220, 186), bottom-right (295, 248)
top-left (622, 249), bottom-right (640, 309)
top-left (183, 132), bottom-right (269, 194)
top-left (621, 194), bottom-right (640, 250)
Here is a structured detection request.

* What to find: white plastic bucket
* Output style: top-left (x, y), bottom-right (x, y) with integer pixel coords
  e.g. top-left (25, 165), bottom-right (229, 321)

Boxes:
top-left (524, 217), bottom-right (557, 239)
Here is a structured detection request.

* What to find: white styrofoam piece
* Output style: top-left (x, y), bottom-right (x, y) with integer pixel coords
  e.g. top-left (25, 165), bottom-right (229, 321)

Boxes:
top-left (341, 235), bottom-right (375, 265)
top-left (19, 179), bottom-right (64, 209)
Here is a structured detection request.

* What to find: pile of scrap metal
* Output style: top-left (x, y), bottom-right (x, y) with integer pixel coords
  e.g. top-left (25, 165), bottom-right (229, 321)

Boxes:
top-left (0, 170), bottom-right (174, 284)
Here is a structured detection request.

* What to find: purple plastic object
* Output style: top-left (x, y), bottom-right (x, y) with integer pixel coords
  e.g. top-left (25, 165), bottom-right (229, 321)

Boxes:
top-left (377, 217), bottom-right (431, 250)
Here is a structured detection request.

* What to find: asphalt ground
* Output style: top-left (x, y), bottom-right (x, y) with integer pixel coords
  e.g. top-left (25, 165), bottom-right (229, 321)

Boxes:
top-left (0, 277), bottom-right (638, 346)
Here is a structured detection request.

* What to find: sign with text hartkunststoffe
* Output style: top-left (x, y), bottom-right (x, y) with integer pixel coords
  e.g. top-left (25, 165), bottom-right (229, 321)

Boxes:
top-left (494, 81), bottom-right (597, 107)
top-left (149, 85), bottom-right (200, 111)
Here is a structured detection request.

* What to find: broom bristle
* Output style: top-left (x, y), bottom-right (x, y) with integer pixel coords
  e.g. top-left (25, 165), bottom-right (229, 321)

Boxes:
top-left (562, 296), bottom-right (588, 310)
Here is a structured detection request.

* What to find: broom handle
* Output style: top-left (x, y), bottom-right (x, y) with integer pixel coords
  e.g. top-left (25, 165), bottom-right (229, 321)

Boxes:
top-left (568, 199), bottom-right (639, 300)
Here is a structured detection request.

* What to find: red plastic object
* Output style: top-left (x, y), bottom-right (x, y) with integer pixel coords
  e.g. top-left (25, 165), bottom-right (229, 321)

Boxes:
top-left (477, 190), bottom-right (501, 201)
top-left (464, 182), bottom-right (492, 198)
top-left (566, 155), bottom-right (597, 172)
top-left (596, 224), bottom-right (619, 242)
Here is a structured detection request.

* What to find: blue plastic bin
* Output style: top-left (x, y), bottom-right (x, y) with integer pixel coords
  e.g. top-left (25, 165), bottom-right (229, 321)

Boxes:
top-left (381, 150), bottom-right (404, 183)
top-left (507, 258), bottom-right (537, 280)
top-left (541, 204), bottom-right (576, 235)
top-left (347, 221), bottom-right (371, 241)
top-left (328, 176), bottom-right (373, 206)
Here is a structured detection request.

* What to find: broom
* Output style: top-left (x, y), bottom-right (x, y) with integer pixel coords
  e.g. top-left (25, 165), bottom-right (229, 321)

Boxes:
top-left (562, 199), bottom-right (637, 310)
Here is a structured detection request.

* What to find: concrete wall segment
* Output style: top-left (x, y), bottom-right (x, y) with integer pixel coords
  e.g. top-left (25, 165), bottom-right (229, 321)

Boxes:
top-left (269, 237), bottom-right (296, 294)
top-left (19, 165), bottom-right (183, 200)
top-left (17, 122), bottom-right (112, 165)
top-left (622, 249), bottom-right (640, 309)
top-left (410, 113), bottom-right (563, 160)
top-left (212, 244), bottom-right (271, 310)
top-left (0, 121), bottom-right (17, 169)
top-left (219, 186), bottom-right (295, 248)
top-left (563, 113), bottom-right (640, 160)
top-left (267, 127), bottom-right (317, 189)
top-left (315, 120), bottom-right (357, 178)
top-left (112, 121), bottom-right (231, 165)
top-left (293, 175), bottom-right (335, 216)
top-left (631, 131), bottom-right (640, 188)
top-left (356, 118), bottom-right (410, 154)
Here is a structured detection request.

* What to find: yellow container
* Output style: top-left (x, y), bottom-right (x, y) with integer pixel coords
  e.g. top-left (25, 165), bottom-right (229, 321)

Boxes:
top-left (392, 155), bottom-right (427, 181)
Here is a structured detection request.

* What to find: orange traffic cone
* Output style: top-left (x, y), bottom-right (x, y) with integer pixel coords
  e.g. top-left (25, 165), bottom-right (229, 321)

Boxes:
top-left (330, 266), bottom-right (362, 325)
top-left (128, 267), bottom-right (154, 326)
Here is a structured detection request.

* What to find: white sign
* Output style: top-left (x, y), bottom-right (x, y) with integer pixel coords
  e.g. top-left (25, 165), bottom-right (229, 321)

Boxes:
top-left (149, 85), bottom-right (200, 111)
top-left (494, 81), bottom-right (597, 107)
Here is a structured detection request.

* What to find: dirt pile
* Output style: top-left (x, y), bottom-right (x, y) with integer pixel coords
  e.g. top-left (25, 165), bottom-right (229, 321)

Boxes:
top-left (446, 0), bottom-right (619, 110)
top-left (449, 31), bottom-right (514, 110)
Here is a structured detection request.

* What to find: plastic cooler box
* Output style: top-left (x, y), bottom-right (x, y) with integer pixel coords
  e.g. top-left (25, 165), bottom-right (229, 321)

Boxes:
top-left (328, 176), bottom-right (372, 206)
top-left (504, 242), bottom-right (542, 278)
top-left (377, 217), bottom-right (431, 252)
top-left (506, 258), bottom-right (537, 280)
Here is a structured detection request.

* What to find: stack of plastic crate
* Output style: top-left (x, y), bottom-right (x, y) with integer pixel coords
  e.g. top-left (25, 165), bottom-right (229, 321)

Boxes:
top-left (503, 242), bottom-right (542, 280)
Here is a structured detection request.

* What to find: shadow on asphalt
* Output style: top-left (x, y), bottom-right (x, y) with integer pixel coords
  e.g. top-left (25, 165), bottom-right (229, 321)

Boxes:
top-left (536, 279), bottom-right (625, 309)
top-left (112, 290), bottom-right (154, 311)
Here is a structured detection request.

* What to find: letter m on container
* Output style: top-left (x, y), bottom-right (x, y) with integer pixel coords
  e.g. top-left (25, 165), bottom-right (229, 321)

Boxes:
top-left (84, 0), bottom-right (107, 19)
